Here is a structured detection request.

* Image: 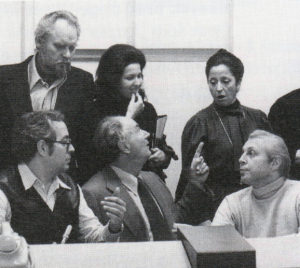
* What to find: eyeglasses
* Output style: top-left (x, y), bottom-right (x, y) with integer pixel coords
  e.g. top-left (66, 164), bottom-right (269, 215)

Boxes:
top-left (45, 138), bottom-right (73, 152)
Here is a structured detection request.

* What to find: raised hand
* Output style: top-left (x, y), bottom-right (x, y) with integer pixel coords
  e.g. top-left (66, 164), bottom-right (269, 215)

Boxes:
top-left (190, 142), bottom-right (209, 184)
top-left (126, 93), bottom-right (144, 119)
top-left (148, 147), bottom-right (167, 167)
top-left (101, 187), bottom-right (126, 233)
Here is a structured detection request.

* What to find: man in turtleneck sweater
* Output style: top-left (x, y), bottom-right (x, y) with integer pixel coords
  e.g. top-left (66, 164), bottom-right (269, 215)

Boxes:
top-left (212, 130), bottom-right (300, 238)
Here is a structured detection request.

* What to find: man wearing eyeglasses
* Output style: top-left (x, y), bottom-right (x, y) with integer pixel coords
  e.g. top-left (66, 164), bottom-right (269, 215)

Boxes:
top-left (0, 111), bottom-right (126, 244)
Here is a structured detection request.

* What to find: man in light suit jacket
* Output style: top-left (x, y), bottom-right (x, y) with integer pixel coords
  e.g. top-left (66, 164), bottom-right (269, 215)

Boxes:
top-left (83, 116), bottom-right (214, 242)
top-left (0, 10), bottom-right (96, 183)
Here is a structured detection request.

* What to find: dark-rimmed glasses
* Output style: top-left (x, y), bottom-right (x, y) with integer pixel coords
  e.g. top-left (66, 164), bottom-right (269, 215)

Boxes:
top-left (45, 138), bottom-right (73, 152)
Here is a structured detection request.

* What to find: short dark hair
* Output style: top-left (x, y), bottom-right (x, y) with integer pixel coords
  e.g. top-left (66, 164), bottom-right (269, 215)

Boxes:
top-left (93, 116), bottom-right (126, 165)
top-left (205, 49), bottom-right (244, 84)
top-left (11, 111), bottom-right (65, 163)
top-left (95, 44), bottom-right (146, 93)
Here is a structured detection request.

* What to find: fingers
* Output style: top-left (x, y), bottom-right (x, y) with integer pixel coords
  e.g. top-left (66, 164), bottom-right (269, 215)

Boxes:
top-left (148, 148), bottom-right (165, 162)
top-left (136, 92), bottom-right (143, 103)
top-left (129, 93), bottom-right (135, 103)
top-left (102, 202), bottom-right (126, 216)
top-left (113, 187), bottom-right (120, 197)
top-left (194, 142), bottom-right (204, 158)
top-left (191, 155), bottom-right (209, 174)
top-left (103, 195), bottom-right (126, 207)
top-left (195, 158), bottom-right (209, 175)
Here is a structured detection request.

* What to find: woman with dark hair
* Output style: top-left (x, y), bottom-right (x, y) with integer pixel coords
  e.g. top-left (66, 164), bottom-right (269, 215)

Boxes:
top-left (175, 49), bottom-right (271, 220)
top-left (93, 44), bottom-right (177, 180)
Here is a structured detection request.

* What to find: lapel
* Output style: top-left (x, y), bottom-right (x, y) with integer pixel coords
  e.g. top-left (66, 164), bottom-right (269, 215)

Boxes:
top-left (139, 172), bottom-right (174, 227)
top-left (55, 72), bottom-right (73, 111)
top-left (55, 68), bottom-right (80, 111)
top-left (102, 166), bottom-right (149, 240)
top-left (5, 57), bottom-right (33, 117)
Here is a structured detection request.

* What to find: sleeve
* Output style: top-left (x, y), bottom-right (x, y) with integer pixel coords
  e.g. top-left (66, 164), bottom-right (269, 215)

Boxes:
top-left (258, 110), bottom-right (272, 132)
top-left (212, 197), bottom-right (236, 227)
top-left (0, 189), bottom-right (11, 223)
top-left (268, 100), bottom-right (286, 135)
top-left (269, 100), bottom-right (298, 162)
top-left (174, 181), bottom-right (215, 225)
top-left (175, 115), bottom-right (207, 201)
top-left (77, 187), bottom-right (120, 242)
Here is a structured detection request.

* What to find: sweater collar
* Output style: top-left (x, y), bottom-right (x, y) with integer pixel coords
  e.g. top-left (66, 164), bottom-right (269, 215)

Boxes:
top-left (252, 177), bottom-right (285, 200)
top-left (213, 100), bottom-right (243, 116)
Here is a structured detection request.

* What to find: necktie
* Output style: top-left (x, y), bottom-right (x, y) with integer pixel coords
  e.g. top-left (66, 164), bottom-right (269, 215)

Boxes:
top-left (137, 177), bottom-right (173, 241)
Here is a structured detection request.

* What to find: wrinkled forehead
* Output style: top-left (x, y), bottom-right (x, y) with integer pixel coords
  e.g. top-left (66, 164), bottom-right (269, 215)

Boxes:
top-left (48, 18), bottom-right (78, 41)
top-left (243, 136), bottom-right (268, 152)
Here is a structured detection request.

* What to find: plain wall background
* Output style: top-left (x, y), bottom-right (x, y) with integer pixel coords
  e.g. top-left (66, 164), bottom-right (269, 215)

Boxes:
top-left (1, 0), bottom-right (300, 196)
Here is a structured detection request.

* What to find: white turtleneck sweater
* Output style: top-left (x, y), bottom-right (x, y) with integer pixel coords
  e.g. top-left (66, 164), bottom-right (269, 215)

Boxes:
top-left (212, 178), bottom-right (300, 238)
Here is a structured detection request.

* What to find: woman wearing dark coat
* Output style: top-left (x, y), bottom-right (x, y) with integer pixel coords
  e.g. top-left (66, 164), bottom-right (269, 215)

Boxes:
top-left (93, 44), bottom-right (177, 180)
top-left (175, 49), bottom-right (271, 220)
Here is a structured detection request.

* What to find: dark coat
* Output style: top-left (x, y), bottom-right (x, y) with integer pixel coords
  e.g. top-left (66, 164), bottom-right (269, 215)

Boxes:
top-left (269, 88), bottom-right (300, 179)
top-left (82, 166), bottom-right (213, 241)
top-left (176, 102), bottom-right (271, 213)
top-left (0, 56), bottom-right (96, 183)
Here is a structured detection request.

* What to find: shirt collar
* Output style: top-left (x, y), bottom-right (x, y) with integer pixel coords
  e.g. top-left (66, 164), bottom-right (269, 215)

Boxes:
top-left (28, 54), bottom-right (66, 91)
top-left (110, 165), bottom-right (138, 195)
top-left (17, 163), bottom-right (71, 191)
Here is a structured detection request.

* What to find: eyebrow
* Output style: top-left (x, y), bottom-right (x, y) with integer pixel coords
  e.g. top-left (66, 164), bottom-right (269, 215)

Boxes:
top-left (59, 135), bottom-right (70, 141)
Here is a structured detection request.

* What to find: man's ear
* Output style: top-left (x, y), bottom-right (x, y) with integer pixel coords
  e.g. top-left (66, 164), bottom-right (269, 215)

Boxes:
top-left (271, 156), bottom-right (281, 171)
top-left (37, 140), bottom-right (50, 156)
top-left (118, 139), bottom-right (130, 154)
top-left (35, 36), bottom-right (44, 50)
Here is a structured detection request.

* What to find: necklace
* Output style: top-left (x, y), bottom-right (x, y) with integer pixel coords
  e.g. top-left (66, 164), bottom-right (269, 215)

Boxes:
top-left (213, 107), bottom-right (233, 146)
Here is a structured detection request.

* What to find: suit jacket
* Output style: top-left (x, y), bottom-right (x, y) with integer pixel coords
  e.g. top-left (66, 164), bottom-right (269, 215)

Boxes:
top-left (82, 166), bottom-right (214, 242)
top-left (0, 56), bottom-right (96, 183)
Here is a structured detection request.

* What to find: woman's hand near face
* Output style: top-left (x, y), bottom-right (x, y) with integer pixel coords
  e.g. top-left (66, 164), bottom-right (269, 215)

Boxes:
top-left (148, 147), bottom-right (167, 167)
top-left (126, 93), bottom-right (144, 119)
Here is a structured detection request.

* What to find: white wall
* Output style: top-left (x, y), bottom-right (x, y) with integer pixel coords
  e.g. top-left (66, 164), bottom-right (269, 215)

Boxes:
top-left (233, 0), bottom-right (300, 114)
top-left (0, 2), bottom-right (22, 64)
top-left (1, 0), bottom-right (300, 196)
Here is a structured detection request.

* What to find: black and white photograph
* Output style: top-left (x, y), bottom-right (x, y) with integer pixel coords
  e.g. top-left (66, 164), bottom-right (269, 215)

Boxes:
top-left (0, 0), bottom-right (300, 267)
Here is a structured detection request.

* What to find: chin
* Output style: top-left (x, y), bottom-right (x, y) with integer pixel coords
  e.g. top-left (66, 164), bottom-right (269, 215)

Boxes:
top-left (63, 164), bottom-right (70, 172)
top-left (240, 177), bottom-right (251, 186)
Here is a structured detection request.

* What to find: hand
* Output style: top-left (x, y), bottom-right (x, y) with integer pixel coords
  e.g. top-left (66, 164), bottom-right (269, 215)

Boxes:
top-left (126, 93), bottom-right (144, 119)
top-left (101, 187), bottom-right (126, 233)
top-left (189, 142), bottom-right (209, 184)
top-left (148, 147), bottom-right (167, 167)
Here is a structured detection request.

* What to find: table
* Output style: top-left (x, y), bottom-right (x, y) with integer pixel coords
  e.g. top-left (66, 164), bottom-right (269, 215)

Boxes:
top-left (247, 235), bottom-right (300, 268)
top-left (29, 241), bottom-right (191, 268)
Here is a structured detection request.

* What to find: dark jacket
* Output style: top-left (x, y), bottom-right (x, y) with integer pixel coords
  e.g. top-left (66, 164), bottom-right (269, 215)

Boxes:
top-left (176, 102), bottom-right (271, 212)
top-left (82, 166), bottom-right (213, 242)
top-left (0, 56), bottom-right (96, 183)
top-left (0, 166), bottom-right (80, 244)
top-left (269, 88), bottom-right (300, 179)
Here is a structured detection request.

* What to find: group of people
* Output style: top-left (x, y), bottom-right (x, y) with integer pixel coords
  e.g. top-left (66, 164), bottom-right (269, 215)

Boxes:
top-left (0, 9), bottom-right (300, 245)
